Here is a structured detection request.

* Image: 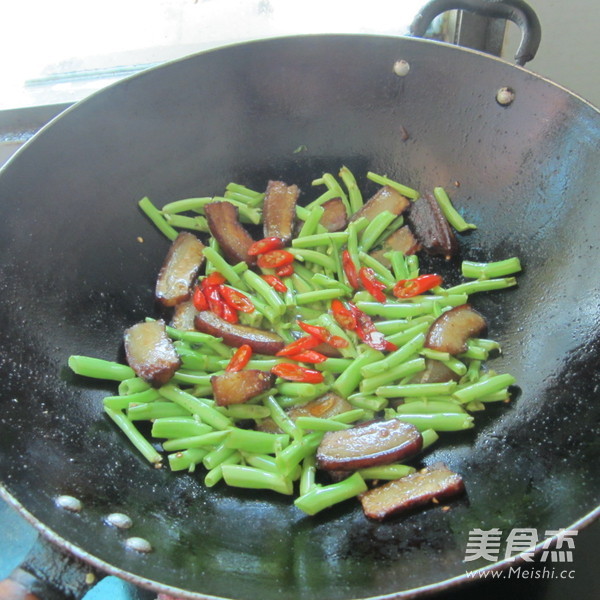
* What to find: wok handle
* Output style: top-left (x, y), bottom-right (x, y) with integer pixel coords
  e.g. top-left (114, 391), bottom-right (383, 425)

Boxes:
top-left (410, 0), bottom-right (541, 65)
top-left (0, 536), bottom-right (103, 600)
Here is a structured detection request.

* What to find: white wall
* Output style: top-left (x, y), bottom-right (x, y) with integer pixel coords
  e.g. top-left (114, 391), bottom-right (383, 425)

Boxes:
top-left (503, 0), bottom-right (600, 108)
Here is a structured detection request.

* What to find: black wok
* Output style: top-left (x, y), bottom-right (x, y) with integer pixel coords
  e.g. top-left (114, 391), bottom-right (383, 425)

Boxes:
top-left (1, 5), bottom-right (599, 600)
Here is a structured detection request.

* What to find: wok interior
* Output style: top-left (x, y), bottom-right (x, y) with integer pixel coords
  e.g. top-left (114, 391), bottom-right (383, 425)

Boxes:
top-left (0, 35), bottom-right (599, 599)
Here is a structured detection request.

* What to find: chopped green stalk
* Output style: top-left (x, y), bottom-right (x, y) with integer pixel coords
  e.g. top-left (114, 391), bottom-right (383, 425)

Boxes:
top-left (222, 465), bottom-right (294, 495)
top-left (224, 404), bottom-right (272, 420)
top-left (162, 430), bottom-right (231, 451)
top-left (68, 356), bottom-right (135, 381)
top-left (159, 384), bottom-right (232, 430)
top-left (288, 248), bottom-right (336, 272)
top-left (315, 358), bottom-right (353, 374)
top-left (151, 417), bottom-right (212, 439)
top-left (224, 428), bottom-right (289, 455)
top-left (347, 392), bottom-right (387, 411)
top-left (165, 327), bottom-right (230, 355)
top-left (453, 373), bottom-right (517, 403)
top-left (264, 395), bottom-right (303, 440)
top-left (295, 416), bottom-right (351, 432)
top-left (358, 252), bottom-right (396, 285)
top-left (321, 172), bottom-right (352, 215)
top-left (394, 400), bottom-right (466, 414)
top-left (346, 218), bottom-right (367, 267)
top-left (204, 452), bottom-right (243, 487)
top-left (465, 359), bottom-right (482, 382)
top-left (277, 382), bottom-right (330, 400)
top-left (359, 211), bottom-right (398, 253)
top-left (104, 406), bottom-right (163, 464)
top-left (419, 348), bottom-right (451, 362)
top-left (459, 341), bottom-right (489, 361)
top-left (385, 320), bottom-right (433, 347)
top-left (276, 432), bottom-right (324, 477)
top-left (160, 197), bottom-right (214, 213)
top-left (243, 453), bottom-right (279, 473)
top-left (471, 338), bottom-right (502, 352)
top-left (315, 314), bottom-right (357, 358)
top-left (355, 301), bottom-right (432, 319)
top-left (361, 333), bottom-right (426, 378)
top-left (172, 371), bottom-right (215, 386)
top-left (420, 428), bottom-right (440, 450)
top-left (163, 213), bottom-right (209, 232)
top-left (433, 186), bottom-right (477, 231)
top-left (295, 473), bottom-right (367, 515)
top-left (360, 357), bottom-right (426, 394)
top-left (305, 188), bottom-right (338, 211)
top-left (366, 172), bottom-right (420, 200)
top-left (168, 448), bottom-right (210, 472)
top-left (295, 288), bottom-right (345, 305)
top-left (375, 316), bottom-right (431, 334)
top-left (445, 277), bottom-right (517, 295)
top-left (127, 401), bottom-right (191, 420)
top-left (387, 251), bottom-right (410, 280)
top-left (138, 196), bottom-right (179, 240)
top-left (332, 346), bottom-right (384, 397)
top-left (292, 232), bottom-right (349, 248)
top-left (118, 377), bottom-right (151, 395)
top-left (358, 464), bottom-right (415, 480)
top-left (395, 413), bottom-right (474, 431)
top-left (103, 388), bottom-right (161, 410)
top-left (330, 409), bottom-right (367, 423)
top-left (244, 358), bottom-right (286, 370)
top-left (299, 455), bottom-right (317, 496)
top-left (202, 442), bottom-right (239, 470)
top-left (225, 182), bottom-right (265, 203)
top-left (175, 347), bottom-right (225, 372)
top-left (201, 246), bottom-right (247, 289)
top-left (376, 381), bottom-right (458, 398)
top-left (461, 257), bottom-right (522, 279)
top-left (296, 205), bottom-right (328, 235)
top-left (479, 389), bottom-right (512, 403)
top-left (406, 254), bottom-right (420, 278)
top-left (311, 273), bottom-right (353, 296)
top-left (339, 166), bottom-right (363, 213)
top-left (242, 270), bottom-right (286, 315)
top-left (440, 356), bottom-right (468, 376)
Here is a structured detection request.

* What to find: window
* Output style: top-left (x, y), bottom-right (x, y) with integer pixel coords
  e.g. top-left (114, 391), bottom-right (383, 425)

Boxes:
top-left (1, 0), bottom-right (430, 110)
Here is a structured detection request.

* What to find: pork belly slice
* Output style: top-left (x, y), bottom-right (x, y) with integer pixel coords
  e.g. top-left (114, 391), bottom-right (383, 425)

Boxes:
top-left (194, 311), bottom-right (285, 355)
top-left (320, 197), bottom-right (348, 232)
top-left (211, 370), bottom-right (275, 406)
top-left (155, 231), bottom-right (205, 307)
top-left (263, 180), bottom-right (300, 244)
top-left (425, 304), bottom-right (487, 355)
top-left (369, 225), bottom-right (421, 266)
top-left (316, 419), bottom-right (422, 471)
top-left (205, 201), bottom-right (256, 266)
top-left (124, 319), bottom-right (181, 386)
top-left (360, 463), bottom-right (465, 521)
top-left (170, 300), bottom-right (198, 331)
top-left (350, 185), bottom-right (410, 223)
top-left (406, 193), bottom-right (458, 259)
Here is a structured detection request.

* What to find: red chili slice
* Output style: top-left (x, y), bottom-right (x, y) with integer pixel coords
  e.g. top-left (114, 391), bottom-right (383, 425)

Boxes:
top-left (331, 299), bottom-right (358, 331)
top-left (275, 263), bottom-right (294, 278)
top-left (359, 330), bottom-right (398, 352)
top-left (248, 237), bottom-right (285, 256)
top-left (205, 286), bottom-right (225, 318)
top-left (257, 249), bottom-right (295, 269)
top-left (359, 267), bottom-right (387, 303)
top-left (342, 250), bottom-right (360, 290)
top-left (261, 274), bottom-right (288, 293)
top-left (192, 285), bottom-right (208, 311)
top-left (393, 274), bottom-right (443, 298)
top-left (218, 285), bottom-right (255, 313)
top-left (220, 301), bottom-right (239, 324)
top-left (201, 272), bottom-right (226, 289)
top-left (271, 363), bottom-right (324, 383)
top-left (276, 336), bottom-right (321, 357)
top-left (288, 350), bottom-right (328, 364)
top-left (297, 321), bottom-right (349, 349)
top-left (226, 344), bottom-right (253, 372)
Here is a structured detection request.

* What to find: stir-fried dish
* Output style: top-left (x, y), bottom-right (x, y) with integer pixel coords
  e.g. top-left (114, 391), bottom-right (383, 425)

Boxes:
top-left (69, 168), bottom-right (521, 520)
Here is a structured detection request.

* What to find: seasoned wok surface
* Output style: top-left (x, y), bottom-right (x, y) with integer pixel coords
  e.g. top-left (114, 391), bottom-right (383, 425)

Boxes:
top-left (0, 35), bottom-right (599, 599)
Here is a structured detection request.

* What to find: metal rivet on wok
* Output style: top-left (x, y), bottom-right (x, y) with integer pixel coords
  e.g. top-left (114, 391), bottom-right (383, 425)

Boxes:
top-left (393, 59), bottom-right (410, 77)
top-left (125, 537), bottom-right (153, 553)
top-left (55, 495), bottom-right (83, 512)
top-left (105, 512), bottom-right (133, 529)
top-left (496, 86), bottom-right (516, 106)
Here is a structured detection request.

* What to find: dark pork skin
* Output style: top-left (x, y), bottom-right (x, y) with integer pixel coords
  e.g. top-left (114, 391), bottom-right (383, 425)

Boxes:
top-left (263, 180), bottom-right (300, 244)
top-left (194, 311), bottom-right (285, 355)
top-left (406, 193), bottom-right (458, 259)
top-left (124, 319), bottom-right (181, 386)
top-left (205, 201), bottom-right (256, 266)
top-left (316, 419), bottom-right (422, 471)
top-left (360, 463), bottom-right (465, 521)
top-left (425, 304), bottom-right (487, 355)
top-left (211, 370), bottom-right (275, 406)
top-left (369, 225), bottom-right (421, 266)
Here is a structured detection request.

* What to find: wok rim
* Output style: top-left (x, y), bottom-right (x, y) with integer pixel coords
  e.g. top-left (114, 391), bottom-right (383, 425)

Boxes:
top-left (1, 31), bottom-right (599, 599)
